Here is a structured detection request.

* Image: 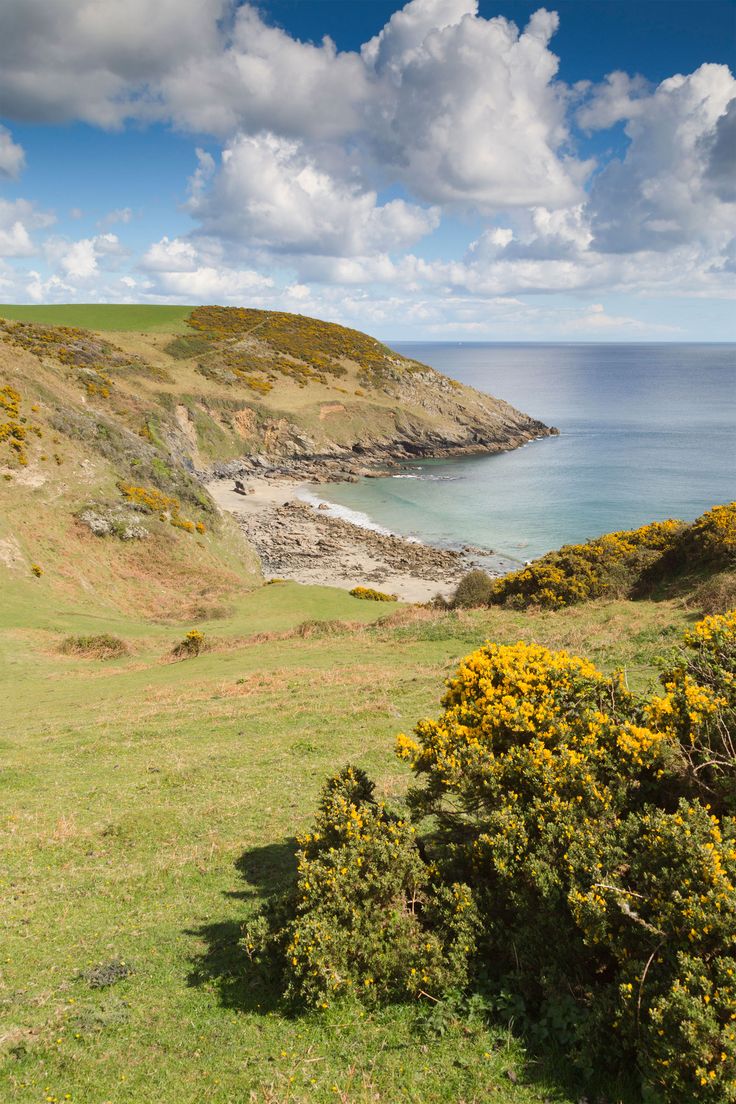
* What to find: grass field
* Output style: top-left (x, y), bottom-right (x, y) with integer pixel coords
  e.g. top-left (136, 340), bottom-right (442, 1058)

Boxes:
top-left (0, 304), bottom-right (194, 333)
top-left (0, 576), bottom-right (696, 1104)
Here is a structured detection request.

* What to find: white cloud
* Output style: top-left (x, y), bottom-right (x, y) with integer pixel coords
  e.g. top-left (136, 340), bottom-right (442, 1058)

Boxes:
top-left (0, 0), bottom-right (733, 327)
top-left (97, 206), bottom-right (133, 227)
top-left (152, 265), bottom-right (273, 302)
top-left (0, 0), bottom-right (227, 127)
top-left (26, 270), bottom-right (77, 303)
top-left (0, 125), bottom-right (25, 178)
top-left (587, 64), bottom-right (736, 253)
top-left (44, 232), bottom-right (126, 279)
top-left (577, 71), bottom-right (650, 131)
top-left (160, 5), bottom-right (369, 141)
top-left (363, 5), bottom-right (591, 210)
top-left (188, 132), bottom-right (439, 256)
top-left (141, 235), bottom-right (199, 272)
top-left (560, 302), bottom-right (682, 335)
top-left (0, 198), bottom-right (54, 258)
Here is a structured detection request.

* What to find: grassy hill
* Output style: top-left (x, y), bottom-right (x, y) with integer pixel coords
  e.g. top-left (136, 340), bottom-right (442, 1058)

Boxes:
top-left (1, 567), bottom-right (694, 1103)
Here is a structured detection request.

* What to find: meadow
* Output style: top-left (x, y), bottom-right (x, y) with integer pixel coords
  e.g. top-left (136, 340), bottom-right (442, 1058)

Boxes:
top-left (0, 575), bottom-right (694, 1104)
top-left (0, 305), bottom-right (194, 333)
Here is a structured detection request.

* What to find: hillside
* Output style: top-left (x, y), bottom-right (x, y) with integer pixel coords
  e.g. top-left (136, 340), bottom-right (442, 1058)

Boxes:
top-left (0, 304), bottom-right (553, 617)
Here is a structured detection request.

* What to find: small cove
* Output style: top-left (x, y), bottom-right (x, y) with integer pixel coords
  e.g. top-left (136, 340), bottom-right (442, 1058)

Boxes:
top-left (306, 342), bottom-right (736, 563)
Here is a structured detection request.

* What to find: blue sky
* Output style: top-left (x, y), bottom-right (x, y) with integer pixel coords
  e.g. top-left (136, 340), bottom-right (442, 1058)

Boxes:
top-left (0, 0), bottom-right (734, 340)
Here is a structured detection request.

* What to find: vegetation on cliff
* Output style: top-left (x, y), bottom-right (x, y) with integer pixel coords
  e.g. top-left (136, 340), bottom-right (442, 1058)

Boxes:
top-left (486, 503), bottom-right (736, 610)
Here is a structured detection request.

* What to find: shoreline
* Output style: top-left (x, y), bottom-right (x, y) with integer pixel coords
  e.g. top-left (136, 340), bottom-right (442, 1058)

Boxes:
top-left (207, 472), bottom-right (503, 603)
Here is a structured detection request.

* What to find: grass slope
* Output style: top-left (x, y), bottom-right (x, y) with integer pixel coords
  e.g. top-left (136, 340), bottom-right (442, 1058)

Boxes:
top-left (0, 578), bottom-right (696, 1104)
top-left (0, 304), bottom-right (194, 333)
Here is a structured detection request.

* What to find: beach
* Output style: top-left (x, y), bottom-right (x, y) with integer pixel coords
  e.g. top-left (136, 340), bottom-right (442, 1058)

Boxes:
top-left (207, 474), bottom-right (486, 602)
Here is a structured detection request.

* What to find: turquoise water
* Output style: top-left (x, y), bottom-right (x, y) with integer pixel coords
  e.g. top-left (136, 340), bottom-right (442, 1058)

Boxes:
top-left (305, 343), bottom-right (736, 565)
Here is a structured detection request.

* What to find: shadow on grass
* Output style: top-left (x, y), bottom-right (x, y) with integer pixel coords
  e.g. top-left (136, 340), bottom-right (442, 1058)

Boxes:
top-left (185, 838), bottom-right (298, 1014)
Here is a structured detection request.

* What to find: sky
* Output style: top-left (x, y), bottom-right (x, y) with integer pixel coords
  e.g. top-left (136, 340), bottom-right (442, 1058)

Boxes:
top-left (0, 0), bottom-right (735, 341)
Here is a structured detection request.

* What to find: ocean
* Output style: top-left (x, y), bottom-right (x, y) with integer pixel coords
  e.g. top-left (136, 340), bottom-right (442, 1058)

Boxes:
top-left (304, 343), bottom-right (736, 567)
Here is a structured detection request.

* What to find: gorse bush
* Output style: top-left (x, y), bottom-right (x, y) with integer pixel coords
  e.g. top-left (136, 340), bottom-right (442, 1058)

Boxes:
top-left (349, 585), bottom-right (398, 602)
top-left (258, 611), bottom-right (736, 1102)
top-left (117, 482), bottom-right (204, 537)
top-left (0, 385), bottom-right (41, 466)
top-left (489, 518), bottom-right (684, 609)
top-left (488, 503), bottom-right (736, 610)
top-left (693, 571), bottom-right (736, 616)
top-left (244, 766), bottom-right (478, 1009)
top-left (172, 629), bottom-right (207, 658)
top-left (59, 633), bottom-right (128, 659)
top-left (187, 305), bottom-right (423, 389)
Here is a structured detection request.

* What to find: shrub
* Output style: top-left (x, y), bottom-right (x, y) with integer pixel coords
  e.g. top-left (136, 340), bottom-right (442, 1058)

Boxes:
top-left (693, 571), bottom-right (736, 615)
top-left (450, 569), bottom-right (494, 608)
top-left (244, 766), bottom-right (478, 1008)
top-left (0, 386), bottom-right (41, 466)
top-left (679, 502), bottom-right (736, 569)
top-left (349, 585), bottom-right (398, 602)
top-left (264, 612), bottom-right (736, 1100)
top-left (172, 629), bottom-right (207, 658)
top-left (59, 634), bottom-right (128, 659)
top-left (488, 504), bottom-right (736, 611)
top-left (489, 519), bottom-right (683, 609)
top-left (394, 619), bottom-right (736, 1097)
top-left (647, 609), bottom-right (736, 815)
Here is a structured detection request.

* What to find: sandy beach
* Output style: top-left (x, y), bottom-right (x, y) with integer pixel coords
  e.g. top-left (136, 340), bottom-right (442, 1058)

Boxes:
top-left (207, 474), bottom-right (480, 602)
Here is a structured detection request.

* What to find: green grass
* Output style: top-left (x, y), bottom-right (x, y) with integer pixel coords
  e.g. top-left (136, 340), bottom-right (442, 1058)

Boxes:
top-left (0, 304), bottom-right (194, 333)
top-left (0, 584), bottom-right (693, 1103)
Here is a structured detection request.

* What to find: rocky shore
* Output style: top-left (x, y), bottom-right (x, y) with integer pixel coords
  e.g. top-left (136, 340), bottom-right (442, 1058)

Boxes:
top-left (207, 475), bottom-right (502, 602)
top-left (203, 419), bottom-right (556, 601)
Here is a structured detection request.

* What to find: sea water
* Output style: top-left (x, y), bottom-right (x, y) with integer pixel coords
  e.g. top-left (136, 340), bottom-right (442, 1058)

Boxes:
top-left (304, 343), bottom-right (736, 566)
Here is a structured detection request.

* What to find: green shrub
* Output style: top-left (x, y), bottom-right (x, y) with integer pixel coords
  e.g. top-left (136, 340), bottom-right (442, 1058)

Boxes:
top-left (488, 504), bottom-right (736, 611)
top-left (244, 766), bottom-right (478, 1009)
top-left (450, 569), bottom-right (494, 608)
top-left (395, 615), bottom-right (736, 1098)
top-left (172, 629), bottom-right (207, 658)
top-left (264, 612), bottom-right (736, 1100)
top-left (59, 633), bottom-right (128, 659)
top-left (349, 586), bottom-right (397, 602)
top-left (489, 519), bottom-right (683, 609)
top-left (693, 571), bottom-right (736, 615)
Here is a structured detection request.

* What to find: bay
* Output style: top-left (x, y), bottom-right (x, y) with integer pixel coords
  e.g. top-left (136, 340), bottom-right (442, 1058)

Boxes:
top-left (306, 343), bottom-right (736, 566)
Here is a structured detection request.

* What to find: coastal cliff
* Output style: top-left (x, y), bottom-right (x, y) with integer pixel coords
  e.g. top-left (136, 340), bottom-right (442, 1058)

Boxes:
top-left (0, 304), bottom-right (554, 611)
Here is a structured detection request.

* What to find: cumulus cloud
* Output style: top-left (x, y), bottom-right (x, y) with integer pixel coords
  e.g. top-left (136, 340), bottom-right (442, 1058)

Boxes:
top-left (141, 235), bottom-right (199, 272)
top-left (576, 70), bottom-right (650, 131)
top-left (139, 233), bottom-right (273, 301)
top-left (152, 265), bottom-right (273, 301)
top-left (0, 198), bottom-right (54, 258)
top-left (587, 64), bottom-right (736, 253)
top-left (705, 97), bottom-right (736, 202)
top-left (159, 5), bottom-right (369, 141)
top-left (0, 125), bottom-right (25, 179)
top-left (0, 0), bottom-right (733, 326)
top-left (362, 4), bottom-right (591, 210)
top-left (187, 133), bottom-right (440, 256)
top-left (0, 1), bottom-right (588, 214)
top-left (0, 0), bottom-right (227, 127)
top-left (44, 233), bottom-right (126, 279)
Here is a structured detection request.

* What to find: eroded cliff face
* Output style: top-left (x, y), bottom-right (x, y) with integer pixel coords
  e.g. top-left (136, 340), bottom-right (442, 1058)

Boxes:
top-left (0, 306), bottom-right (555, 489)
